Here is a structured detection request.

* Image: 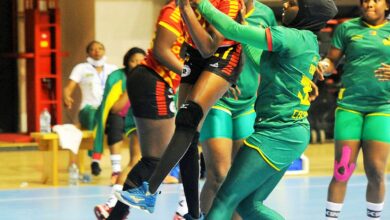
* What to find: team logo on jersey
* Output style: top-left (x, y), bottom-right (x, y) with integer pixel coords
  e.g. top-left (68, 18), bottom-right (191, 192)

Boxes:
top-left (383, 36), bottom-right (390, 46)
top-left (370, 30), bottom-right (377, 36)
top-left (180, 103), bottom-right (189, 109)
top-left (351, 35), bottom-right (363, 41)
top-left (209, 62), bottom-right (219, 68)
top-left (182, 65), bottom-right (191, 77)
top-left (169, 101), bottom-right (177, 114)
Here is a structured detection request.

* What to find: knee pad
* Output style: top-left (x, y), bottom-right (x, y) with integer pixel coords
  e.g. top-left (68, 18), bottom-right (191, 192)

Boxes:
top-left (176, 101), bottom-right (204, 131)
top-left (126, 157), bottom-right (160, 187)
top-left (106, 113), bottom-right (124, 145)
top-left (334, 146), bottom-right (356, 182)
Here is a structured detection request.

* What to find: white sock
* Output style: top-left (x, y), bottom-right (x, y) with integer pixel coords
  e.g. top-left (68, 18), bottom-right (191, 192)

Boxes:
top-left (92, 159), bottom-right (100, 163)
top-left (326, 201), bottom-right (343, 219)
top-left (175, 186), bottom-right (188, 216)
top-left (112, 184), bottom-right (123, 192)
top-left (110, 154), bottom-right (122, 173)
top-left (367, 201), bottom-right (384, 219)
top-left (106, 184), bottom-right (123, 208)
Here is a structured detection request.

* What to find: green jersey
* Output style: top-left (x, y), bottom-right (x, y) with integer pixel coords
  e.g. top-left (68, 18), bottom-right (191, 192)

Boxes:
top-left (332, 18), bottom-right (390, 113)
top-left (255, 26), bottom-right (319, 128)
top-left (197, 0), bottom-right (320, 128)
top-left (219, 1), bottom-right (277, 110)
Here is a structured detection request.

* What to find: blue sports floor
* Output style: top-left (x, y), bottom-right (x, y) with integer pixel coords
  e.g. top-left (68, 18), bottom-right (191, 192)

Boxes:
top-left (1, 175), bottom-right (389, 220)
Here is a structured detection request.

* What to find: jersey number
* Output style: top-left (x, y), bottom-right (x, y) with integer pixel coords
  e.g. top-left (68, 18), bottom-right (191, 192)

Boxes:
top-left (298, 75), bottom-right (311, 106)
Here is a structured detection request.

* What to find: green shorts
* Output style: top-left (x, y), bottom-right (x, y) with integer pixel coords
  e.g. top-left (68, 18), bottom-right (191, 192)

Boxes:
top-left (79, 105), bottom-right (98, 130)
top-left (200, 105), bottom-right (256, 142)
top-left (124, 108), bottom-right (136, 136)
top-left (334, 107), bottom-right (390, 143)
top-left (244, 124), bottom-right (310, 171)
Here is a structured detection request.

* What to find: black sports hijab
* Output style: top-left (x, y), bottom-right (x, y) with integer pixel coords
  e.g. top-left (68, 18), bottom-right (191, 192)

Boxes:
top-left (286, 0), bottom-right (338, 32)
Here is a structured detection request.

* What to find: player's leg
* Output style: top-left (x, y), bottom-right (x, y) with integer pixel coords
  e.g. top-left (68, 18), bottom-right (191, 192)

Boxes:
top-left (105, 113), bottom-right (125, 184)
top-left (79, 105), bottom-right (102, 175)
top-left (206, 147), bottom-right (279, 220)
top-left (117, 45), bottom-right (242, 215)
top-left (361, 114), bottom-right (390, 219)
top-left (108, 66), bottom-right (175, 218)
top-left (236, 167), bottom-right (288, 220)
top-left (147, 44), bottom-right (243, 194)
top-left (326, 108), bottom-right (363, 219)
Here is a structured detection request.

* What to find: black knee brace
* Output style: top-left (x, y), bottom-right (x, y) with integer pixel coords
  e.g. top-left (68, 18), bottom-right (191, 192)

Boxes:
top-left (126, 157), bottom-right (160, 188)
top-left (176, 101), bottom-right (203, 131)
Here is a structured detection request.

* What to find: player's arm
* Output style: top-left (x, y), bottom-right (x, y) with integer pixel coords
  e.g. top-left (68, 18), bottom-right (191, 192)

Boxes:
top-left (180, 0), bottom-right (268, 51)
top-left (243, 44), bottom-right (262, 69)
top-left (316, 46), bottom-right (343, 80)
top-left (63, 80), bottom-right (77, 109)
top-left (111, 91), bottom-right (129, 114)
top-left (309, 80), bottom-right (319, 102)
top-left (179, 2), bottom-right (224, 58)
top-left (153, 23), bottom-right (183, 75)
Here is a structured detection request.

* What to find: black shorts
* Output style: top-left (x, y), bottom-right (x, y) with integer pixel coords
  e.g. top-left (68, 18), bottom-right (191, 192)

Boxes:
top-left (127, 65), bottom-right (176, 119)
top-left (105, 113), bottom-right (125, 145)
top-left (180, 43), bottom-right (243, 85)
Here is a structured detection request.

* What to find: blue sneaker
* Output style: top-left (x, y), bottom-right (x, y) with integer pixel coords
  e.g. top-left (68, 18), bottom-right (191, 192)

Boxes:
top-left (183, 213), bottom-right (205, 220)
top-left (114, 182), bottom-right (157, 214)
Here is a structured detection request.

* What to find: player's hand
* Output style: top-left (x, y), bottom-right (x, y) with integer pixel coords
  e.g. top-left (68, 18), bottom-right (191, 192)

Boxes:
top-left (224, 86), bottom-right (241, 100)
top-left (309, 80), bottom-right (319, 102)
top-left (63, 96), bottom-right (74, 109)
top-left (375, 63), bottom-right (390, 81)
top-left (240, 0), bottom-right (246, 17)
top-left (238, 0), bottom-right (247, 24)
top-left (315, 61), bottom-right (329, 81)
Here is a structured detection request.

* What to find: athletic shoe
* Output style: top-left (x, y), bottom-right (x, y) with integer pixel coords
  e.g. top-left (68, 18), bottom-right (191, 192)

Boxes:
top-left (94, 204), bottom-right (112, 220)
top-left (115, 182), bottom-right (157, 214)
top-left (183, 213), bottom-right (205, 220)
top-left (94, 204), bottom-right (130, 220)
top-left (173, 212), bottom-right (185, 220)
top-left (91, 161), bottom-right (102, 176)
top-left (111, 172), bottom-right (121, 185)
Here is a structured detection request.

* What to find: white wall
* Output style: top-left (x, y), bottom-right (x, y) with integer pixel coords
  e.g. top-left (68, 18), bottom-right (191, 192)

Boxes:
top-left (61, 0), bottom-right (96, 124)
top-left (17, 0), bottom-right (169, 128)
top-left (95, 0), bottom-right (166, 67)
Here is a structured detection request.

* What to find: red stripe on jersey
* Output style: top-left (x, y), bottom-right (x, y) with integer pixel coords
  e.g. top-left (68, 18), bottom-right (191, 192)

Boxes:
top-left (265, 28), bottom-right (273, 51)
top-left (156, 81), bottom-right (168, 116)
top-left (222, 44), bottom-right (242, 75)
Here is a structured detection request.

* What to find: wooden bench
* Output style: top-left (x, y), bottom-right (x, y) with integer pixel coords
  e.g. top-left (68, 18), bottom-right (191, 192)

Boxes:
top-left (30, 131), bottom-right (94, 186)
top-left (0, 141), bottom-right (38, 148)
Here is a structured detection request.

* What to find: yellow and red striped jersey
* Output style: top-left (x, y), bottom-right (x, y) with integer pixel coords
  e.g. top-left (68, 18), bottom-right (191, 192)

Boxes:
top-left (182, 0), bottom-right (241, 48)
top-left (142, 1), bottom-right (184, 91)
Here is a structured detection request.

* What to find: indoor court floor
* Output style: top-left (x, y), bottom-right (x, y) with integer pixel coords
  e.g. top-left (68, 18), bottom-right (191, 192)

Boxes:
top-left (1, 175), bottom-right (389, 220)
top-left (0, 143), bottom-right (389, 219)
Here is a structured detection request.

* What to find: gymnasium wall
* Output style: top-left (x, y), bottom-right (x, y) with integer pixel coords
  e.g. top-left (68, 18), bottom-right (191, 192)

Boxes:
top-left (95, 0), bottom-right (167, 67)
top-left (14, 0), bottom-right (361, 126)
top-left (60, 0), bottom-right (166, 124)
